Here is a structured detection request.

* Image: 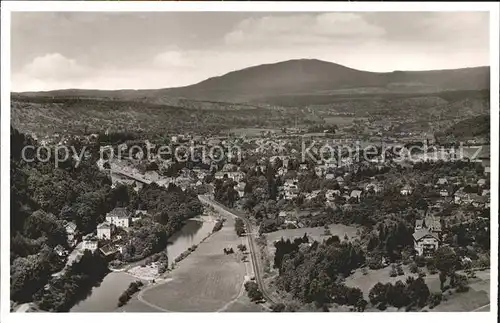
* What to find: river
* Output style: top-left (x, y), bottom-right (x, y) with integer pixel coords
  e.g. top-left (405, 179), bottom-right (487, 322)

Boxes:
top-left (70, 218), bottom-right (215, 312)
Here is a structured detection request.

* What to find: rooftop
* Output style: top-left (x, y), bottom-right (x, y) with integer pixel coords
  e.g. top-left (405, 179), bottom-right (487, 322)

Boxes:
top-left (106, 207), bottom-right (130, 219)
top-left (97, 222), bottom-right (111, 229)
top-left (412, 228), bottom-right (439, 242)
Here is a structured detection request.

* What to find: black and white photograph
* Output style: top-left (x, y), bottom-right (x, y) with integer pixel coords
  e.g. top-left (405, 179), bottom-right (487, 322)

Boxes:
top-left (1, 1), bottom-right (498, 320)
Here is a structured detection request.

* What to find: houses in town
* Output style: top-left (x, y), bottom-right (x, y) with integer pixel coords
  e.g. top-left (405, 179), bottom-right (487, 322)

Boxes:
top-left (413, 215), bottom-right (441, 256)
top-left (215, 171), bottom-right (245, 182)
top-left (97, 222), bottom-right (112, 240)
top-left (365, 183), bottom-right (383, 193)
top-left (283, 178), bottom-right (299, 200)
top-left (65, 222), bottom-right (77, 246)
top-left (325, 189), bottom-right (341, 202)
top-left (99, 243), bottom-right (119, 258)
top-left (236, 182), bottom-right (247, 198)
top-left (400, 184), bottom-right (413, 196)
top-left (413, 230), bottom-right (440, 256)
top-left (105, 207), bottom-right (131, 228)
top-left (440, 189), bottom-right (450, 197)
top-left (82, 234), bottom-right (99, 252)
top-left (54, 245), bottom-right (68, 257)
top-left (349, 189), bottom-right (363, 202)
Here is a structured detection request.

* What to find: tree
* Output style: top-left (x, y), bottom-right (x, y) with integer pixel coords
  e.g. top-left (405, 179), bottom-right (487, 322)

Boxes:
top-left (388, 280), bottom-right (409, 308)
top-left (434, 247), bottom-right (458, 273)
top-left (234, 218), bottom-right (246, 237)
top-left (356, 299), bottom-right (368, 312)
top-left (453, 273), bottom-right (469, 293)
top-left (439, 271), bottom-right (447, 291)
top-left (237, 244), bottom-right (247, 252)
top-left (369, 282), bottom-right (387, 305)
top-left (270, 303), bottom-right (286, 312)
top-left (406, 277), bottom-right (430, 308)
top-left (389, 264), bottom-right (398, 277)
top-left (244, 281), bottom-right (263, 302)
top-left (434, 246), bottom-right (458, 290)
top-left (345, 287), bottom-right (363, 306)
top-left (428, 292), bottom-right (442, 309)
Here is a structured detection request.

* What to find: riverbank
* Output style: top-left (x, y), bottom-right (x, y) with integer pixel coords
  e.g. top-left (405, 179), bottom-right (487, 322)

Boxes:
top-left (110, 215), bottom-right (217, 271)
top-left (123, 215), bottom-right (246, 312)
top-left (70, 218), bottom-right (216, 312)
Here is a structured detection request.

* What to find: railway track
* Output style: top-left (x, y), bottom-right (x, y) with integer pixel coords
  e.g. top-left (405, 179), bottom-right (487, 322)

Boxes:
top-left (239, 212), bottom-right (277, 306)
top-left (199, 195), bottom-right (277, 307)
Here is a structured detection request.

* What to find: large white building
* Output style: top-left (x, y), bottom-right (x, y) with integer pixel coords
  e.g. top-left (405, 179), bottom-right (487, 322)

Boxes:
top-left (284, 179), bottom-right (299, 200)
top-left (82, 234), bottom-right (98, 252)
top-left (413, 230), bottom-right (439, 256)
top-left (97, 222), bottom-right (112, 240)
top-left (105, 207), bottom-right (130, 228)
top-left (413, 215), bottom-right (441, 256)
top-left (65, 221), bottom-right (77, 246)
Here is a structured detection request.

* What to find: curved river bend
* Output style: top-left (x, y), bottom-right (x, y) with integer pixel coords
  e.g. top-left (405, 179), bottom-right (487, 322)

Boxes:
top-left (71, 218), bottom-right (215, 312)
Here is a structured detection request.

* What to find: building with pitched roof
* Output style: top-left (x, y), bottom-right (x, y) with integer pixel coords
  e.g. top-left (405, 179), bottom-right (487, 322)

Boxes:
top-left (413, 229), bottom-right (439, 256)
top-left (105, 207), bottom-right (130, 228)
top-left (97, 222), bottom-right (112, 240)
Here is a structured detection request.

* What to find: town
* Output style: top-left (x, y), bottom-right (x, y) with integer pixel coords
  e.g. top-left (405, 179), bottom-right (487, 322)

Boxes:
top-left (7, 9), bottom-right (493, 316)
top-left (11, 118), bottom-right (491, 312)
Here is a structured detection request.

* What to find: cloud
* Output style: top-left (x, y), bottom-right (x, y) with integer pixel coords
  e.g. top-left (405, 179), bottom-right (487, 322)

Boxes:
top-left (363, 12), bottom-right (489, 46)
top-left (224, 13), bottom-right (386, 47)
top-left (22, 53), bottom-right (90, 81)
top-left (153, 49), bottom-right (194, 68)
top-left (10, 12), bottom-right (490, 92)
top-left (12, 52), bottom-right (203, 92)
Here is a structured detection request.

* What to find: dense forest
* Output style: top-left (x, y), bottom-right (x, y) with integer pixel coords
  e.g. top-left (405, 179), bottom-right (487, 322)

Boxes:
top-left (11, 128), bottom-right (119, 304)
top-left (117, 183), bottom-right (203, 262)
top-left (11, 96), bottom-right (311, 136)
top-left (10, 128), bottom-right (204, 309)
top-left (435, 115), bottom-right (490, 143)
top-left (274, 235), bottom-right (366, 309)
top-left (35, 250), bottom-right (109, 312)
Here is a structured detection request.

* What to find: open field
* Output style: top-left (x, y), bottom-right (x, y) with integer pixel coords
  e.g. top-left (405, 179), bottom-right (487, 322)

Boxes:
top-left (228, 127), bottom-right (283, 136)
top-left (428, 269), bottom-right (490, 312)
top-left (323, 116), bottom-right (357, 125)
top-left (345, 266), bottom-right (490, 312)
top-left (129, 216), bottom-right (247, 312)
top-left (221, 294), bottom-right (266, 312)
top-left (429, 289), bottom-right (489, 312)
top-left (114, 296), bottom-right (162, 313)
top-left (344, 265), bottom-right (440, 299)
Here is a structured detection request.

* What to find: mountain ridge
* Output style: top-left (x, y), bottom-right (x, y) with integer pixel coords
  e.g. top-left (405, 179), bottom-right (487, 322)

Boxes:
top-left (15, 59), bottom-right (490, 103)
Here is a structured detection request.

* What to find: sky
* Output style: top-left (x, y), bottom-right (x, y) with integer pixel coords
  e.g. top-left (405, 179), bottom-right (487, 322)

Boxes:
top-left (11, 11), bottom-right (490, 92)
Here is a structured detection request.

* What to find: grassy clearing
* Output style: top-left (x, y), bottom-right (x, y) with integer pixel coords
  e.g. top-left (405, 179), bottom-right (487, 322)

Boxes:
top-left (222, 294), bottom-right (265, 312)
top-left (427, 269), bottom-right (490, 312)
top-left (323, 116), bottom-right (356, 125)
top-left (344, 265), bottom-right (434, 299)
top-left (138, 216), bottom-right (246, 312)
top-left (345, 266), bottom-right (490, 312)
top-left (228, 128), bottom-right (283, 136)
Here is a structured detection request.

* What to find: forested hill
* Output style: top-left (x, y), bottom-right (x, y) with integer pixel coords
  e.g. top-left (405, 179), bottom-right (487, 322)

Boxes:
top-left (16, 59), bottom-right (490, 103)
top-left (10, 128), bottom-right (203, 311)
top-left (435, 115), bottom-right (490, 143)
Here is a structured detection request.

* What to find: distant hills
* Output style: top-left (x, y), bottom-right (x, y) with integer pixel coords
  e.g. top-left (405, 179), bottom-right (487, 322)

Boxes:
top-left (17, 59), bottom-right (490, 103)
top-left (12, 59), bottom-right (491, 136)
top-left (435, 115), bottom-right (490, 143)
